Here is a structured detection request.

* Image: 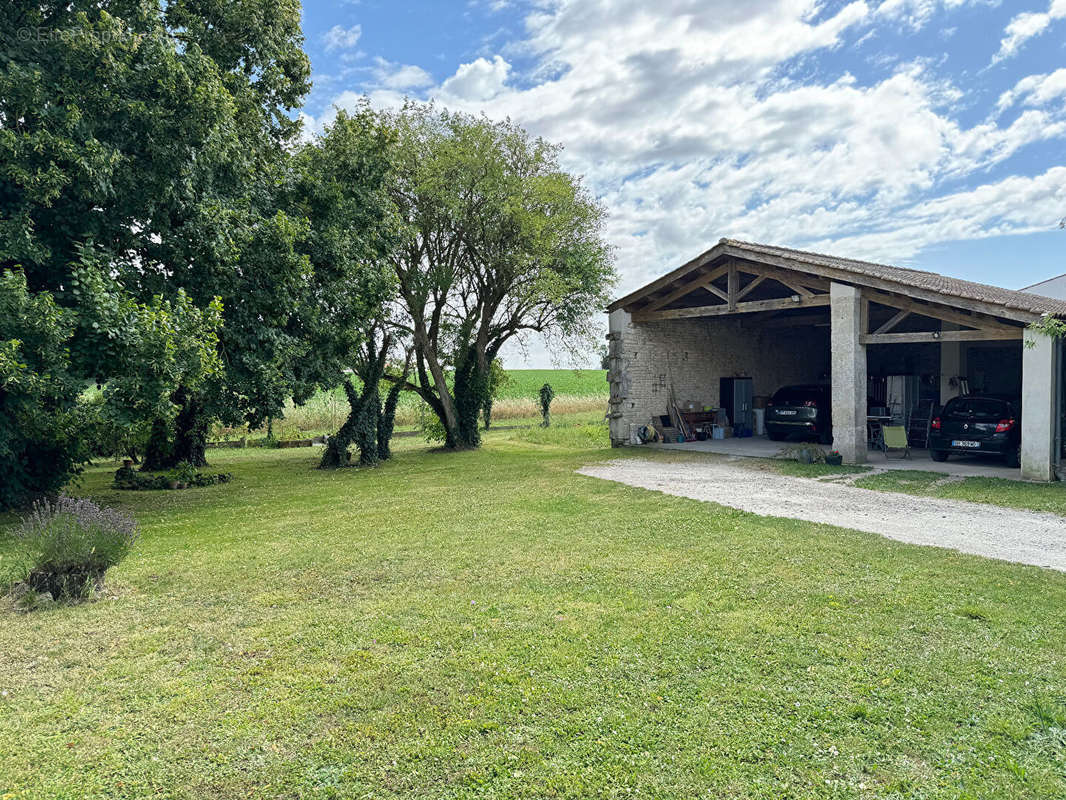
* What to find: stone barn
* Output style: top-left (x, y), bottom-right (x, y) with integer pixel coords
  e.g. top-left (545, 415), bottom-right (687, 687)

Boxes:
top-left (606, 240), bottom-right (1066, 482)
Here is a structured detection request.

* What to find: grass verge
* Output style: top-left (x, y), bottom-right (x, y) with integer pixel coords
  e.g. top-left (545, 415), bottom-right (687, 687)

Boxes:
top-left (853, 470), bottom-right (1066, 516)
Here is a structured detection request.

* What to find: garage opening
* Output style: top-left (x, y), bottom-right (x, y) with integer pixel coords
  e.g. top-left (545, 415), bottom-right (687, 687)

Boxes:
top-left (608, 240), bottom-right (1064, 480)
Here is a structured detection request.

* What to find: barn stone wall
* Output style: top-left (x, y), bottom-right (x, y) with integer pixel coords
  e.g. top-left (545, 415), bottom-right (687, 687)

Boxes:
top-left (607, 309), bottom-right (830, 446)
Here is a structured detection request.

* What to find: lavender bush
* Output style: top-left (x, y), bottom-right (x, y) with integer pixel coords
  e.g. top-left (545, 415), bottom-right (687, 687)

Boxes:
top-left (12, 496), bottom-right (139, 601)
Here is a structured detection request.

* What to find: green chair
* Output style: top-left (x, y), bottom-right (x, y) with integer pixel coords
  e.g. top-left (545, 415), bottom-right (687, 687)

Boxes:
top-left (881, 425), bottom-right (911, 459)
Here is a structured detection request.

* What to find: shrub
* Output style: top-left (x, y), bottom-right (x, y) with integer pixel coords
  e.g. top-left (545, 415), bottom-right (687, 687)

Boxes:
top-left (169, 461), bottom-right (197, 486)
top-left (539, 383), bottom-right (555, 427)
top-left (112, 465), bottom-right (231, 490)
top-left (10, 496), bottom-right (138, 602)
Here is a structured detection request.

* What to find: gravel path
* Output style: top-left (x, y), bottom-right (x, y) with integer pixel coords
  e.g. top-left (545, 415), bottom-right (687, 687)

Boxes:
top-left (578, 459), bottom-right (1066, 571)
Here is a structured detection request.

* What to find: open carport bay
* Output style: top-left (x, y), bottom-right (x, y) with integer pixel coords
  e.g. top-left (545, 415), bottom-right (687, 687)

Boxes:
top-left (607, 240), bottom-right (1065, 481)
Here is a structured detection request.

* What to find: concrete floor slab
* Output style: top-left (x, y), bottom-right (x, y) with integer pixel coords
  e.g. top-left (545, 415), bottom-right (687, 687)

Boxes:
top-left (652, 435), bottom-right (1021, 479)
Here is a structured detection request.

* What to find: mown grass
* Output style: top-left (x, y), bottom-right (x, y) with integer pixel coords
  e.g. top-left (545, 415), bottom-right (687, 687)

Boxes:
top-left (1, 423), bottom-right (1065, 798)
top-left (852, 470), bottom-right (1066, 517)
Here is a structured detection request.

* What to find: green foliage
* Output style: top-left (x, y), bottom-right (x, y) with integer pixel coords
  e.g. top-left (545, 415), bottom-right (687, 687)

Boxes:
top-left (539, 382), bottom-right (556, 427)
top-left (0, 271), bottom-right (88, 510)
top-left (382, 104), bottom-right (615, 449)
top-left (1027, 314), bottom-right (1066, 344)
top-left (1, 0), bottom-right (312, 478)
top-left (111, 464), bottom-right (232, 491)
top-left (169, 462), bottom-right (198, 485)
top-left (9, 495), bottom-right (138, 602)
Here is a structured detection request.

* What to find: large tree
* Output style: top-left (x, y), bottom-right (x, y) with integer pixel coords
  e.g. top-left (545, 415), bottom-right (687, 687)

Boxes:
top-left (1, 1), bottom-right (378, 473)
top-left (381, 106), bottom-right (615, 448)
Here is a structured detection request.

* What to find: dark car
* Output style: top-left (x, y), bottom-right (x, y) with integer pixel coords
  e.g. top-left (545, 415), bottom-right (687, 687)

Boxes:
top-left (929, 395), bottom-right (1021, 467)
top-left (766, 384), bottom-right (832, 444)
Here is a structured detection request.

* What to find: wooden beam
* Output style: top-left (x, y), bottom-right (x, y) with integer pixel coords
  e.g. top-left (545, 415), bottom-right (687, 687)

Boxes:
top-left (727, 261), bottom-right (739, 311)
top-left (873, 309), bottom-right (910, 335)
top-left (634, 294), bottom-right (830, 322)
top-left (735, 262), bottom-right (832, 294)
top-left (641, 264), bottom-right (730, 312)
top-left (612, 243), bottom-right (728, 312)
top-left (862, 329), bottom-right (1023, 345)
top-left (861, 288), bottom-right (1022, 335)
top-left (736, 275), bottom-right (766, 301)
top-left (718, 244), bottom-right (1041, 323)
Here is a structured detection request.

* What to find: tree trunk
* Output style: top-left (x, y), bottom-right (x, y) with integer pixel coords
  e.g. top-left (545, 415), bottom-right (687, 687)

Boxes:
top-left (377, 379), bottom-right (404, 462)
top-left (141, 417), bottom-right (172, 472)
top-left (451, 348), bottom-right (488, 449)
top-left (320, 381), bottom-right (363, 469)
top-left (171, 387), bottom-right (209, 467)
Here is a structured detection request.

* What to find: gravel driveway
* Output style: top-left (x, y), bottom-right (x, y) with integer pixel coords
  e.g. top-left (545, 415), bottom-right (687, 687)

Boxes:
top-left (578, 459), bottom-right (1066, 571)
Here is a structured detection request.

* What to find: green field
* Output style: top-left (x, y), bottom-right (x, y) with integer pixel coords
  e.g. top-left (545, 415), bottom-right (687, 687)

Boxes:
top-left (259, 369), bottom-right (609, 439)
top-left (2, 423), bottom-right (1065, 798)
top-left (493, 369), bottom-right (607, 399)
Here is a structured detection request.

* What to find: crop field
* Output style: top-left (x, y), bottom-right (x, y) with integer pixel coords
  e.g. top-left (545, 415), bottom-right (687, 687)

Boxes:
top-left (254, 369), bottom-right (609, 439)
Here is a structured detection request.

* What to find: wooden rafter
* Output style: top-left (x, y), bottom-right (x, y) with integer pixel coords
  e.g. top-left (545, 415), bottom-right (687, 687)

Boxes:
top-left (633, 294), bottom-right (830, 322)
top-left (641, 264), bottom-right (730, 312)
top-left (873, 309), bottom-right (910, 335)
top-left (717, 243), bottom-right (1040, 323)
top-left (861, 288), bottom-right (1020, 335)
top-left (736, 275), bottom-right (766, 301)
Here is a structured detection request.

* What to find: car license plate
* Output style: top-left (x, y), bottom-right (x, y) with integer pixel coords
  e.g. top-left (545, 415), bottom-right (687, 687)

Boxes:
top-left (951, 440), bottom-right (980, 448)
top-left (778, 410), bottom-right (797, 416)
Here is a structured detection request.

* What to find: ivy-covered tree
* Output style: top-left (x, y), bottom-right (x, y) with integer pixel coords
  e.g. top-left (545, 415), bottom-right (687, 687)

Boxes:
top-left (381, 105), bottom-right (616, 449)
top-left (319, 325), bottom-right (409, 469)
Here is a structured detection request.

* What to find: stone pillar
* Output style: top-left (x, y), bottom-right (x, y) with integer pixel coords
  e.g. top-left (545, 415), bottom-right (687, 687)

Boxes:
top-left (1021, 329), bottom-right (1057, 481)
top-left (607, 309), bottom-right (632, 446)
top-left (831, 283), bottom-right (867, 464)
top-left (939, 323), bottom-right (963, 406)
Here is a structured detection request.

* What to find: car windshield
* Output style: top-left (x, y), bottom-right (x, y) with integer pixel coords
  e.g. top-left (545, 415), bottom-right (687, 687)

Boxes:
top-left (943, 398), bottom-right (1011, 418)
top-left (772, 387), bottom-right (823, 405)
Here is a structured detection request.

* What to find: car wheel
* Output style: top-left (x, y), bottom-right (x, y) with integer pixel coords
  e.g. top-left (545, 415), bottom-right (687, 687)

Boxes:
top-left (931, 450), bottom-right (949, 462)
top-left (1004, 445), bottom-right (1021, 469)
top-left (768, 431), bottom-right (786, 442)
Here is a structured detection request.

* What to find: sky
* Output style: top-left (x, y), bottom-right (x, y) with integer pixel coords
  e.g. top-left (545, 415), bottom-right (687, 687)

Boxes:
top-left (298, 0), bottom-right (1066, 368)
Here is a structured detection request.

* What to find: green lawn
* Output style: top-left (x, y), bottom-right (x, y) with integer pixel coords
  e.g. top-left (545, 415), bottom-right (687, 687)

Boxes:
top-left (852, 470), bottom-right (1066, 517)
top-left (2, 423), bottom-right (1066, 798)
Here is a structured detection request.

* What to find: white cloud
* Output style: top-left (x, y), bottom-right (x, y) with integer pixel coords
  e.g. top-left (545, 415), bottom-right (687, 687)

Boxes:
top-left (993, 0), bottom-right (1066, 62)
top-left (437, 56), bottom-right (511, 102)
top-left (373, 59), bottom-right (435, 90)
top-left (997, 68), bottom-right (1066, 112)
top-left (323, 24), bottom-right (363, 52)
top-left (307, 0), bottom-right (1066, 309)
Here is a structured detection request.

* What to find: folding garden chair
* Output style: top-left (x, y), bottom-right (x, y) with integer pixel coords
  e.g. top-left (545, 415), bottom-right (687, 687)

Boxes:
top-left (881, 425), bottom-right (911, 459)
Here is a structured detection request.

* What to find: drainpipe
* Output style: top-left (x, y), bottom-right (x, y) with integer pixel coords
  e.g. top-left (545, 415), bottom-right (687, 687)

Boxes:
top-left (1056, 337), bottom-right (1064, 481)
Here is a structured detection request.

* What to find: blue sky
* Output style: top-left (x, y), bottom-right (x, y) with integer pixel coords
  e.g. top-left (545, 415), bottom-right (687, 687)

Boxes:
top-left (299, 1), bottom-right (1066, 366)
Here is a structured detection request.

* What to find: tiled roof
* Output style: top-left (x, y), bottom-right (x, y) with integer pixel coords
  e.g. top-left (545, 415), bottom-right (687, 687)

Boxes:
top-left (722, 240), bottom-right (1066, 317)
top-left (610, 239), bottom-right (1066, 318)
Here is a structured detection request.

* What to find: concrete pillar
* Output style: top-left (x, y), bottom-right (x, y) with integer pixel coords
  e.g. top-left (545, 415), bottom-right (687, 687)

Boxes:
top-left (1021, 329), bottom-right (1057, 481)
top-left (830, 283), bottom-right (867, 464)
top-left (607, 309), bottom-right (632, 446)
top-left (939, 323), bottom-right (963, 406)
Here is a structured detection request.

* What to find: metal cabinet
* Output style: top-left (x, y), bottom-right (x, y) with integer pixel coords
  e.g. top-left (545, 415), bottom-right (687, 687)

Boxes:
top-left (720, 377), bottom-right (754, 431)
